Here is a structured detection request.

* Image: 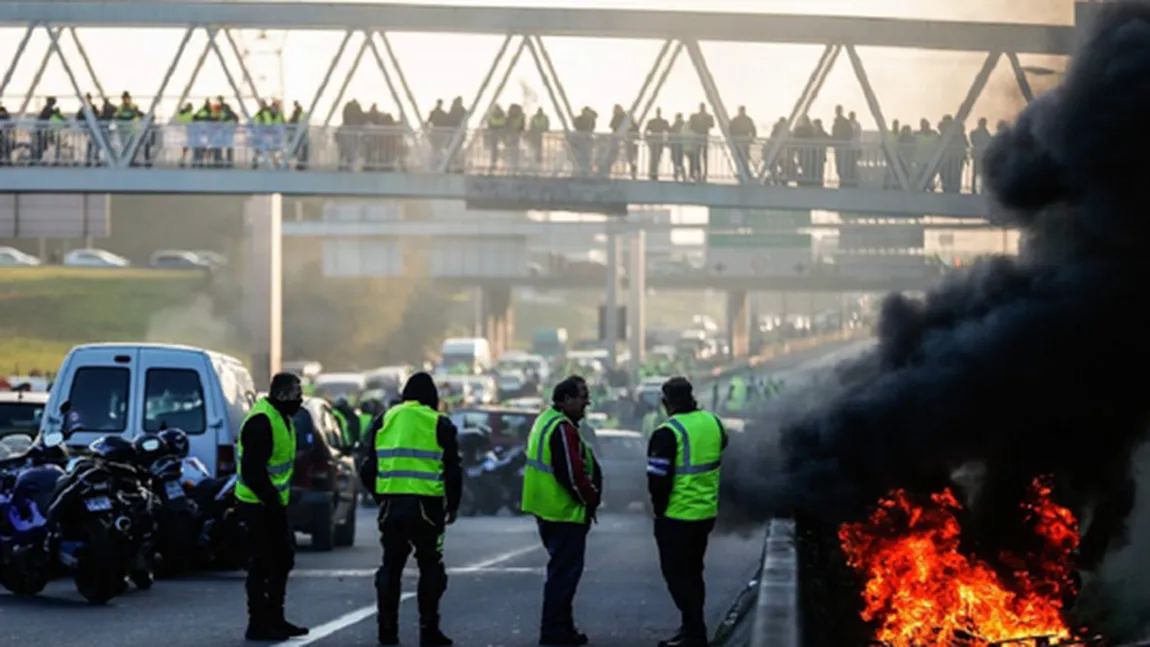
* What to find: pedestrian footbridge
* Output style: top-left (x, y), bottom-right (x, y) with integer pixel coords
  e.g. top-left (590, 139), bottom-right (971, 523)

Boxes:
top-left (1, 123), bottom-right (987, 217)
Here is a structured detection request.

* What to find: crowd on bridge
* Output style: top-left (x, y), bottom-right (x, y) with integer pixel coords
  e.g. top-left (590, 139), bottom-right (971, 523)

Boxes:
top-left (0, 92), bottom-right (1002, 193)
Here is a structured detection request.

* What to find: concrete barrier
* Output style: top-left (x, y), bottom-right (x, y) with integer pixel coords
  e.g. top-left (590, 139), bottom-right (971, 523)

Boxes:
top-left (710, 519), bottom-right (800, 647)
top-left (751, 519), bottom-right (800, 647)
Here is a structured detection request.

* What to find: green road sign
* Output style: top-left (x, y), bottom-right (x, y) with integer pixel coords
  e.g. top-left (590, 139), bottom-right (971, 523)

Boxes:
top-left (707, 208), bottom-right (812, 229)
top-left (706, 232), bottom-right (813, 248)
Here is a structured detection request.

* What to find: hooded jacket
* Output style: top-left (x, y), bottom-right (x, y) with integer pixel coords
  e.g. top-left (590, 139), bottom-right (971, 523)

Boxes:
top-left (359, 372), bottom-right (462, 528)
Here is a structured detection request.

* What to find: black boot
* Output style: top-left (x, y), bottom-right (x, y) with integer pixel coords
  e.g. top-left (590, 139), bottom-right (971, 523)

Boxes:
top-left (378, 619), bottom-right (399, 646)
top-left (420, 618), bottom-right (453, 646)
top-left (270, 604), bottom-right (309, 637)
top-left (245, 610), bottom-right (290, 641)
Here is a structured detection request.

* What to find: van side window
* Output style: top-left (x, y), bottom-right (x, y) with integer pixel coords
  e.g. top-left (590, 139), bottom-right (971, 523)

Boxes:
top-left (144, 369), bottom-right (207, 434)
top-left (67, 367), bottom-right (130, 432)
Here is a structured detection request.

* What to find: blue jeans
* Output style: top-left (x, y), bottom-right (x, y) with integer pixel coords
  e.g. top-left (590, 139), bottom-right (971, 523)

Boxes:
top-left (536, 518), bottom-right (589, 636)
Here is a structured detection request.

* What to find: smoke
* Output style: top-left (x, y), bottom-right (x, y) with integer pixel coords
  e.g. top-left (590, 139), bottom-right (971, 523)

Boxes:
top-left (146, 293), bottom-right (241, 352)
top-left (721, 1), bottom-right (1150, 637)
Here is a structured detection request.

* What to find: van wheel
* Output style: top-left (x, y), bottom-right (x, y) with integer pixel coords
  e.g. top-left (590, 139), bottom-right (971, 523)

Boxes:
top-left (311, 502), bottom-right (335, 552)
top-left (334, 503), bottom-right (356, 548)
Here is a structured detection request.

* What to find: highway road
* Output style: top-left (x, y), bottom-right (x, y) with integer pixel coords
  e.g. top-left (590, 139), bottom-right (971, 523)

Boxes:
top-left (0, 337), bottom-right (873, 647)
top-left (0, 510), bottom-right (765, 647)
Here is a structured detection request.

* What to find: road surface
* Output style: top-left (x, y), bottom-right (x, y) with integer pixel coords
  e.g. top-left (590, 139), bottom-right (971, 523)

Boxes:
top-left (0, 509), bottom-right (764, 647)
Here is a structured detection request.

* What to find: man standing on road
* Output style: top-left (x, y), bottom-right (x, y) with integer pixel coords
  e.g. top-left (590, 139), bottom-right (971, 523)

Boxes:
top-left (647, 377), bottom-right (728, 647)
top-left (235, 372), bottom-right (310, 641)
top-left (521, 376), bottom-right (601, 646)
top-left (360, 372), bottom-right (462, 646)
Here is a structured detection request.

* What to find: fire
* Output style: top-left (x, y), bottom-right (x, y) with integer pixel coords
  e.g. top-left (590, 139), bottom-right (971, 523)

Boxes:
top-left (838, 476), bottom-right (1080, 647)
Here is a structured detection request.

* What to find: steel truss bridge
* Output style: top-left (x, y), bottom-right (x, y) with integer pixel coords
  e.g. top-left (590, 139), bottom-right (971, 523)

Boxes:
top-left (0, 2), bottom-right (1070, 216)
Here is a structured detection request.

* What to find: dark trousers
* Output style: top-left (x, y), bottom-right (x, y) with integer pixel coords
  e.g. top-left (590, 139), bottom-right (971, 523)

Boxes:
top-left (240, 503), bottom-right (295, 625)
top-left (376, 506), bottom-right (447, 629)
top-left (654, 517), bottom-right (715, 642)
top-left (537, 518), bottom-right (589, 636)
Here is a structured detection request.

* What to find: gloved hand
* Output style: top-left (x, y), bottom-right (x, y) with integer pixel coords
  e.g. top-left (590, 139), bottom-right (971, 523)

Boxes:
top-left (445, 508), bottom-right (458, 525)
top-left (588, 506), bottom-right (599, 525)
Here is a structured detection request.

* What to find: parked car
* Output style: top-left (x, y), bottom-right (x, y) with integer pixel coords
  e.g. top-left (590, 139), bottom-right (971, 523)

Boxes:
top-left (149, 249), bottom-right (213, 269)
top-left (63, 248), bottom-right (130, 267)
top-left (0, 246), bottom-right (41, 266)
top-left (191, 250), bottom-right (228, 267)
top-left (0, 390), bottom-right (47, 442)
top-left (289, 397), bottom-right (359, 551)
top-left (449, 406), bottom-right (538, 449)
top-left (595, 428), bottom-right (649, 513)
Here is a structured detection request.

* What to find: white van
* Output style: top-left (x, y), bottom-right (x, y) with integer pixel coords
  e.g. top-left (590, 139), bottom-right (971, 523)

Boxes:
top-left (39, 343), bottom-right (257, 477)
top-left (438, 338), bottom-right (492, 375)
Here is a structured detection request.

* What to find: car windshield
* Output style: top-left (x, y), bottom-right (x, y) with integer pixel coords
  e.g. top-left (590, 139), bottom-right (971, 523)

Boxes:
top-left (0, 401), bottom-right (44, 433)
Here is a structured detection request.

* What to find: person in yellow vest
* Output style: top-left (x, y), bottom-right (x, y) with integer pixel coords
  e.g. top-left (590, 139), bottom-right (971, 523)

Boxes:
top-left (235, 372), bottom-right (309, 641)
top-left (641, 402), bottom-right (666, 439)
top-left (521, 376), bottom-right (601, 646)
top-left (646, 377), bottom-right (728, 647)
top-left (358, 372), bottom-right (461, 646)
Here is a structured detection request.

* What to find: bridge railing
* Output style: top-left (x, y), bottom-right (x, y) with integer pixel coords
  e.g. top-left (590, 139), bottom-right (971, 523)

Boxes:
top-left (0, 120), bottom-right (985, 195)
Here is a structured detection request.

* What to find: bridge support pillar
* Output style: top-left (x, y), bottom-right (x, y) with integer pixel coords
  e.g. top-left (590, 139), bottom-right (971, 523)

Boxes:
top-left (726, 289), bottom-right (750, 360)
top-left (480, 285), bottom-right (514, 358)
top-left (628, 229), bottom-right (647, 378)
top-left (244, 194), bottom-right (283, 389)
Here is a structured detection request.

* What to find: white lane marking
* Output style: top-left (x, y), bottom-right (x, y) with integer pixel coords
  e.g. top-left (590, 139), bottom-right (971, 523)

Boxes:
top-left (272, 543), bottom-right (541, 646)
top-left (289, 566), bottom-right (543, 577)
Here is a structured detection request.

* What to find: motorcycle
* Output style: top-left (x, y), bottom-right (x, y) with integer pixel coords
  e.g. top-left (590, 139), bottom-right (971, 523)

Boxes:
top-left (83, 434), bottom-right (160, 591)
top-left (185, 466), bottom-right (247, 571)
top-left (460, 444), bottom-right (528, 516)
top-left (134, 429), bottom-right (198, 577)
top-left (0, 428), bottom-right (71, 596)
top-left (43, 403), bottom-right (153, 604)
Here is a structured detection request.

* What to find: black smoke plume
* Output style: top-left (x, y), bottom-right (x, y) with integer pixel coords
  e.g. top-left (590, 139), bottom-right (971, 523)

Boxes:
top-left (722, 0), bottom-right (1150, 582)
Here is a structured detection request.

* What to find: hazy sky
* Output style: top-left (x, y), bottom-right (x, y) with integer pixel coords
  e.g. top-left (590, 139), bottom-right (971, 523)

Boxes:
top-left (0, 0), bottom-right (1071, 127)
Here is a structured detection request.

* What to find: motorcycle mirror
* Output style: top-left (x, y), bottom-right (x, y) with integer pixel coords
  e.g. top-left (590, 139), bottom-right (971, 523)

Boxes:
top-left (41, 430), bottom-right (65, 448)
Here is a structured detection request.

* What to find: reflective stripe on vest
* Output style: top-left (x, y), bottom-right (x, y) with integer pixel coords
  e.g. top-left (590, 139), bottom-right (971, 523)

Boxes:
top-left (521, 407), bottom-right (592, 523)
top-left (375, 401), bottom-right (445, 496)
top-left (661, 411), bottom-right (723, 521)
top-left (235, 398), bottom-right (296, 506)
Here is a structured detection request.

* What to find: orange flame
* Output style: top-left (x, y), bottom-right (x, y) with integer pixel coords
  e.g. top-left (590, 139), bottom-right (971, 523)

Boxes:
top-left (838, 476), bottom-right (1080, 647)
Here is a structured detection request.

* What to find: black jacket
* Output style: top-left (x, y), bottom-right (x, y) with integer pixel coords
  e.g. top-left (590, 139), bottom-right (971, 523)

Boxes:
top-left (359, 409), bottom-right (463, 530)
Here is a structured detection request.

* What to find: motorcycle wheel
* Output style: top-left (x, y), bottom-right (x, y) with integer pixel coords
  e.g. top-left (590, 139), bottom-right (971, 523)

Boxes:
top-left (477, 495), bottom-right (502, 516)
top-left (0, 570), bottom-right (48, 596)
top-left (75, 523), bottom-right (128, 605)
top-left (157, 516), bottom-right (195, 577)
top-left (131, 549), bottom-right (155, 590)
top-left (459, 487), bottom-right (477, 517)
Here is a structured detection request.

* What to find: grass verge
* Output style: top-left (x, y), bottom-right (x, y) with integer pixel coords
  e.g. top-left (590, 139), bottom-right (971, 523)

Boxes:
top-left (0, 267), bottom-right (214, 373)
